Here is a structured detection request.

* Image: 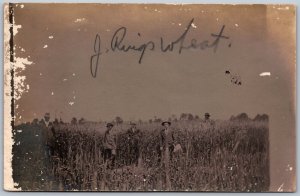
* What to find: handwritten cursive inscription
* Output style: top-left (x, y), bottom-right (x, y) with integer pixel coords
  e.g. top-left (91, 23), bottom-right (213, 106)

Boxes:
top-left (90, 18), bottom-right (230, 78)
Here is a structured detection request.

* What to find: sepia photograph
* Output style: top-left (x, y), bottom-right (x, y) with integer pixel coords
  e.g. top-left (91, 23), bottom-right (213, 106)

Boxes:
top-left (3, 4), bottom-right (295, 192)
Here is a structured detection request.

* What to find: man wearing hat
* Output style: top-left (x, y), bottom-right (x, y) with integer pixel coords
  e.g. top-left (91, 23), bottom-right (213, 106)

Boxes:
top-left (103, 123), bottom-right (117, 169)
top-left (40, 113), bottom-right (55, 158)
top-left (126, 122), bottom-right (142, 167)
top-left (40, 112), bottom-right (52, 127)
top-left (38, 112), bottom-right (57, 186)
top-left (158, 121), bottom-right (177, 190)
top-left (204, 112), bottom-right (210, 121)
top-left (159, 121), bottom-right (179, 157)
top-left (203, 112), bottom-right (215, 126)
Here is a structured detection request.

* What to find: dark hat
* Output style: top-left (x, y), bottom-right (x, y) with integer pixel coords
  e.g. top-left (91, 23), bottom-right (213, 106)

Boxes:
top-left (205, 113), bottom-right (210, 117)
top-left (106, 123), bottom-right (114, 127)
top-left (161, 121), bottom-right (171, 126)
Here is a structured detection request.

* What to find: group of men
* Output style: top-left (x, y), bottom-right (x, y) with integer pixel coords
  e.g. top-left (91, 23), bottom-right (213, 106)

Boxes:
top-left (102, 120), bottom-right (182, 169)
top-left (39, 112), bottom-right (213, 169)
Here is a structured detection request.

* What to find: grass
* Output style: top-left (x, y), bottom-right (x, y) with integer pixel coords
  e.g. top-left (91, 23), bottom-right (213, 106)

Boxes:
top-left (12, 119), bottom-right (269, 191)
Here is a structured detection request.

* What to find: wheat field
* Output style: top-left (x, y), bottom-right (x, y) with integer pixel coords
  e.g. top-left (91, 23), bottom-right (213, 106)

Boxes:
top-left (12, 118), bottom-right (269, 191)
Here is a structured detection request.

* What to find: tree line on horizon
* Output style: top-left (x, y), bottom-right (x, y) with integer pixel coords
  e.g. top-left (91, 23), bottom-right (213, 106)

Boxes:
top-left (23, 112), bottom-right (269, 126)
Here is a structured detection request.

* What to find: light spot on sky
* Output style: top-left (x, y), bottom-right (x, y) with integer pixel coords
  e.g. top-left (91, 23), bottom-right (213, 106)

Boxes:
top-left (48, 35), bottom-right (54, 39)
top-left (43, 45), bottom-right (48, 49)
top-left (191, 23), bottom-right (197, 29)
top-left (20, 4), bottom-right (24, 8)
top-left (63, 78), bottom-right (68, 82)
top-left (69, 102), bottom-right (75, 106)
top-left (106, 29), bottom-right (110, 32)
top-left (72, 73), bottom-right (76, 76)
top-left (74, 18), bottom-right (86, 23)
top-left (259, 72), bottom-right (271, 77)
top-left (51, 92), bottom-right (54, 95)
top-left (39, 73), bottom-right (42, 76)
top-left (20, 48), bottom-right (25, 52)
top-left (235, 23), bottom-right (239, 27)
top-left (178, 23), bottom-right (182, 26)
top-left (286, 164), bottom-right (293, 171)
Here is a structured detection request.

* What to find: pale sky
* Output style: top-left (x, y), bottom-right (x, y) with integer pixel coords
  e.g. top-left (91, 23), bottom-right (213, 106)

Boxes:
top-left (13, 4), bottom-right (294, 123)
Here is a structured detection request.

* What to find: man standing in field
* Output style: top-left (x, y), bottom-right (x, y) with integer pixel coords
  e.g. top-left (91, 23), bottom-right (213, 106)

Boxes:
top-left (126, 122), bottom-right (142, 167)
top-left (40, 113), bottom-right (55, 158)
top-left (40, 112), bottom-right (52, 128)
top-left (158, 121), bottom-right (176, 190)
top-left (159, 121), bottom-right (182, 161)
top-left (39, 112), bottom-right (56, 190)
top-left (202, 112), bottom-right (215, 165)
top-left (103, 123), bottom-right (117, 169)
top-left (204, 112), bottom-right (215, 125)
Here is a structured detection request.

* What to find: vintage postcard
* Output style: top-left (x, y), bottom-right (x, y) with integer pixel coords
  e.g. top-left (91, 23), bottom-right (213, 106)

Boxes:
top-left (3, 3), bottom-right (296, 192)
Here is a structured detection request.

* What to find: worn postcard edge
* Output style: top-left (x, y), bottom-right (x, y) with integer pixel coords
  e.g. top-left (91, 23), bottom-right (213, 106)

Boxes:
top-left (2, 3), bottom-right (297, 192)
top-left (3, 3), bottom-right (18, 191)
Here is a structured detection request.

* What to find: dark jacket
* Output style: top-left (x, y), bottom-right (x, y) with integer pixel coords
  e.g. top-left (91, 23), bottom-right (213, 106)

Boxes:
top-left (159, 129), bottom-right (176, 151)
top-left (103, 130), bottom-right (117, 150)
top-left (39, 119), bottom-right (54, 146)
top-left (127, 128), bottom-right (142, 150)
